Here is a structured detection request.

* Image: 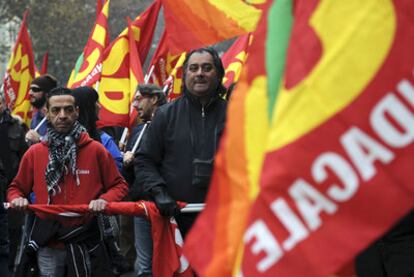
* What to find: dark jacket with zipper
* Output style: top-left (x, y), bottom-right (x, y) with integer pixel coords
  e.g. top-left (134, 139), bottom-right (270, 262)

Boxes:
top-left (133, 92), bottom-right (226, 203)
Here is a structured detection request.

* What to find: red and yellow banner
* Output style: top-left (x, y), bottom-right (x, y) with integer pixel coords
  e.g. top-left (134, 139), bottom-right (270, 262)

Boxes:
top-left (184, 0), bottom-right (414, 276)
top-left (222, 33), bottom-right (253, 88)
top-left (97, 0), bottom-right (161, 127)
top-left (147, 30), bottom-right (183, 87)
top-left (161, 0), bottom-right (262, 54)
top-left (3, 11), bottom-right (36, 125)
top-left (66, 0), bottom-right (110, 88)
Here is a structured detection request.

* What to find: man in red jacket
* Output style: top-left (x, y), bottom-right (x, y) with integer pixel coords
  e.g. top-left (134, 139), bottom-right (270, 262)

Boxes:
top-left (8, 87), bottom-right (128, 276)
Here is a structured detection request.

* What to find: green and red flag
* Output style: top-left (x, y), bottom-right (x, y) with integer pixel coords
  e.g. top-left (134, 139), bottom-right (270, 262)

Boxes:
top-left (67, 0), bottom-right (110, 88)
top-left (184, 0), bottom-right (414, 276)
top-left (97, 0), bottom-right (161, 128)
top-left (3, 11), bottom-right (36, 126)
top-left (222, 33), bottom-right (253, 88)
top-left (160, 0), bottom-right (262, 54)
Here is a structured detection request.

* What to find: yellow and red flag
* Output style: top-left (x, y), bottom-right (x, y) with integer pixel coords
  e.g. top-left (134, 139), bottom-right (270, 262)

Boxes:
top-left (66, 0), bottom-right (110, 88)
top-left (3, 11), bottom-right (36, 125)
top-left (160, 0), bottom-right (262, 53)
top-left (164, 52), bottom-right (186, 101)
top-left (184, 0), bottom-right (414, 276)
top-left (97, 0), bottom-right (161, 128)
top-left (222, 33), bottom-right (253, 88)
top-left (127, 17), bottom-right (145, 127)
top-left (147, 30), bottom-right (183, 87)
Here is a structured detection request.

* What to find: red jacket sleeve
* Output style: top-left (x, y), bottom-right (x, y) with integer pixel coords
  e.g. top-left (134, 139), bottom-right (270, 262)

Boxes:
top-left (7, 148), bottom-right (35, 202)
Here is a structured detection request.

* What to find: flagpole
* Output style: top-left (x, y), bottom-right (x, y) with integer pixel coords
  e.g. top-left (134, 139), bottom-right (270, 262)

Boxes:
top-left (131, 122), bottom-right (149, 153)
top-left (3, 202), bottom-right (205, 213)
top-left (144, 65), bottom-right (155, 84)
top-left (33, 117), bottom-right (47, 132)
top-left (181, 203), bottom-right (205, 213)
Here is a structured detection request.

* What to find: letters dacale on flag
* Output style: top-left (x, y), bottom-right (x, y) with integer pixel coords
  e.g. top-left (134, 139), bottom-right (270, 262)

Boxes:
top-left (184, 0), bottom-right (414, 276)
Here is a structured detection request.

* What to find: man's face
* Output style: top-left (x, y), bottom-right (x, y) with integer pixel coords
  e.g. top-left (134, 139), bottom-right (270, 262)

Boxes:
top-left (132, 92), bottom-right (157, 122)
top-left (46, 95), bottom-right (79, 134)
top-left (184, 52), bottom-right (218, 97)
top-left (29, 84), bottom-right (46, 109)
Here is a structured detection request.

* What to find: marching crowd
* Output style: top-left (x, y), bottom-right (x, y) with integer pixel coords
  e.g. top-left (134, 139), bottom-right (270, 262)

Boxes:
top-left (0, 47), bottom-right (227, 276)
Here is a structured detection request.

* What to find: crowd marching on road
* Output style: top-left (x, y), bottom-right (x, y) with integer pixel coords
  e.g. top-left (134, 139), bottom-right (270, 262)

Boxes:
top-left (0, 47), bottom-right (227, 277)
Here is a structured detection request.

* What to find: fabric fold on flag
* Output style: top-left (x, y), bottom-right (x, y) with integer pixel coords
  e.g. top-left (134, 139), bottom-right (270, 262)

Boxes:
top-left (3, 10), bottom-right (36, 126)
top-left (97, 0), bottom-right (161, 128)
top-left (161, 0), bottom-right (262, 53)
top-left (184, 0), bottom-right (414, 276)
top-left (67, 0), bottom-right (110, 88)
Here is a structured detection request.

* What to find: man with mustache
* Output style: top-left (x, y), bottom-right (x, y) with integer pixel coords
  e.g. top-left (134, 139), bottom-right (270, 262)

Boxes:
top-left (134, 47), bottom-right (227, 240)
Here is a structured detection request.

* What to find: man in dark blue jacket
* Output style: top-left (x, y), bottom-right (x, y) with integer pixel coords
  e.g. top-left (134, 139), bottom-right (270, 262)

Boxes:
top-left (134, 47), bottom-right (227, 238)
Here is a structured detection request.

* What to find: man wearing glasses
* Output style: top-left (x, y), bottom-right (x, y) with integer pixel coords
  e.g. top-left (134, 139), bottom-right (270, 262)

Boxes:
top-left (25, 74), bottom-right (57, 144)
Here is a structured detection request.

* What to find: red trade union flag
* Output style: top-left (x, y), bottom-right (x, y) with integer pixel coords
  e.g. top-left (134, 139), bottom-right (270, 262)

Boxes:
top-left (97, 0), bottom-right (160, 128)
top-left (28, 201), bottom-right (192, 276)
top-left (161, 0), bottom-right (262, 54)
top-left (3, 11), bottom-right (36, 126)
top-left (67, 0), bottom-right (109, 88)
top-left (165, 53), bottom-right (186, 101)
top-left (127, 17), bottom-right (145, 127)
top-left (147, 30), bottom-right (184, 87)
top-left (222, 33), bottom-right (253, 88)
top-left (184, 0), bottom-right (414, 276)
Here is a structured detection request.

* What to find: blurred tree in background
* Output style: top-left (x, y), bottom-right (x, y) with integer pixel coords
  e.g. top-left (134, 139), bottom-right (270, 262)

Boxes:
top-left (0, 0), bottom-right (155, 84)
top-left (0, 0), bottom-right (231, 85)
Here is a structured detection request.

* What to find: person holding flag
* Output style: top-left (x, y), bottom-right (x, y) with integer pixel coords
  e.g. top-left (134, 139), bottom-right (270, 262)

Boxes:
top-left (134, 47), bottom-right (227, 238)
top-left (123, 83), bottom-right (166, 276)
top-left (25, 74), bottom-right (57, 144)
top-left (8, 87), bottom-right (128, 276)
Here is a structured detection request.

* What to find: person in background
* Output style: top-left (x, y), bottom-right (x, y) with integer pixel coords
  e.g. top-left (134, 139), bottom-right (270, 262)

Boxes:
top-left (8, 87), bottom-right (128, 276)
top-left (122, 84), bottom-right (166, 276)
top-left (71, 87), bottom-right (123, 173)
top-left (0, 93), bottom-right (27, 274)
top-left (25, 74), bottom-right (57, 144)
top-left (134, 47), bottom-right (227, 238)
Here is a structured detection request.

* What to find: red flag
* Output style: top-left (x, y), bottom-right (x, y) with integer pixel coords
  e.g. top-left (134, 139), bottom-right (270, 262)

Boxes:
top-left (40, 52), bottom-right (49, 74)
top-left (127, 16), bottom-right (145, 127)
top-left (147, 30), bottom-right (183, 87)
top-left (184, 0), bottom-right (414, 276)
top-left (3, 10), bottom-right (36, 126)
top-left (145, 203), bottom-right (194, 277)
top-left (161, 0), bottom-right (262, 54)
top-left (97, 0), bottom-right (161, 128)
top-left (27, 201), bottom-right (193, 276)
top-left (67, 0), bottom-right (110, 88)
top-left (221, 33), bottom-right (252, 88)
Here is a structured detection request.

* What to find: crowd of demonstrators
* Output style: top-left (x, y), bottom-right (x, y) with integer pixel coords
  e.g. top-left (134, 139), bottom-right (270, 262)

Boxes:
top-left (7, 87), bottom-right (128, 276)
top-left (25, 75), bottom-right (58, 145)
top-left (122, 84), bottom-right (167, 276)
top-left (0, 47), bottom-right (233, 276)
top-left (0, 94), bottom-right (28, 276)
top-left (134, 47), bottom-right (227, 238)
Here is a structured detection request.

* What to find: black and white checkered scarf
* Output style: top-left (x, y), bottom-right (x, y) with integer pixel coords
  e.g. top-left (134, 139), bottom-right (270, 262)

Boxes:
top-left (45, 121), bottom-right (86, 199)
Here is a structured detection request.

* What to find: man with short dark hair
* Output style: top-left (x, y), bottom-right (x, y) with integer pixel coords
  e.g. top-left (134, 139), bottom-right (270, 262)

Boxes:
top-left (8, 87), bottom-right (128, 276)
top-left (134, 47), bottom-right (227, 238)
top-left (121, 83), bottom-right (166, 276)
top-left (25, 74), bottom-right (57, 144)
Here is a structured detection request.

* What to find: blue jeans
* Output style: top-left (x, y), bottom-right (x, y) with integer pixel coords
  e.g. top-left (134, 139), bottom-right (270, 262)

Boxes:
top-left (37, 247), bottom-right (66, 277)
top-left (134, 217), bottom-right (152, 277)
